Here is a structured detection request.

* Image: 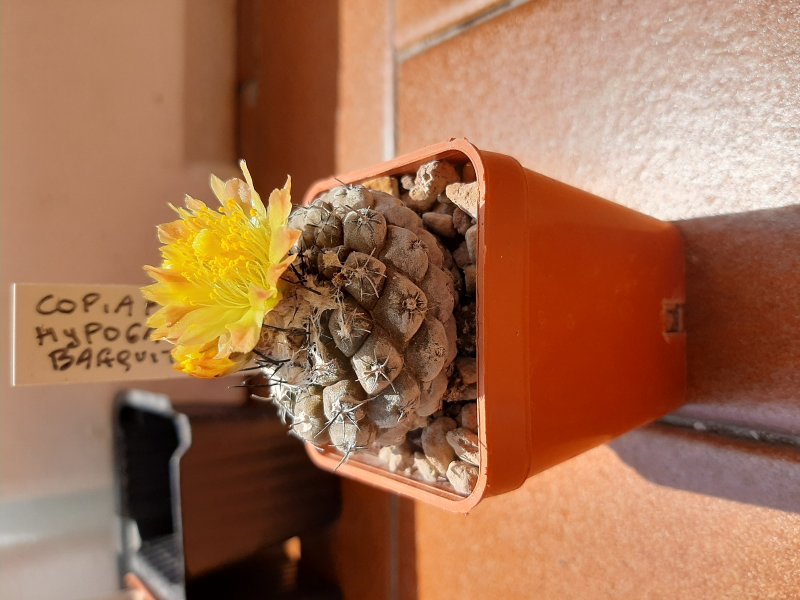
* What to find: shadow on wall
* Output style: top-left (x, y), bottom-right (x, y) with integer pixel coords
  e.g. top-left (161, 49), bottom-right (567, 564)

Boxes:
top-left (678, 203), bottom-right (800, 432)
top-left (613, 203), bottom-right (800, 514)
top-left (237, 0), bottom-right (340, 198)
top-left (612, 425), bottom-right (800, 514)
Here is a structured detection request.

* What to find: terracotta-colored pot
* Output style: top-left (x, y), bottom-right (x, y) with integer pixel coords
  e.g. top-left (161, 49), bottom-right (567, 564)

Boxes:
top-left (303, 139), bottom-right (686, 512)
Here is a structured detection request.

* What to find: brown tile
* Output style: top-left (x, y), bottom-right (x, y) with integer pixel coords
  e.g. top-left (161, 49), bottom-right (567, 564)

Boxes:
top-left (397, 1), bottom-right (800, 221)
top-left (237, 0), bottom-right (339, 197)
top-left (412, 429), bottom-right (800, 599)
top-left (330, 486), bottom-right (418, 600)
top-left (394, 0), bottom-right (505, 52)
top-left (184, 0), bottom-right (236, 164)
top-left (336, 0), bottom-right (390, 171)
top-left (332, 480), bottom-right (395, 599)
top-left (237, 0), bottom-right (389, 189)
top-left (397, 498), bottom-right (418, 600)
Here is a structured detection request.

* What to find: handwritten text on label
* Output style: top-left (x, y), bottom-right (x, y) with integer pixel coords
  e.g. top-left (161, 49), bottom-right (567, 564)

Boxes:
top-left (13, 284), bottom-right (183, 386)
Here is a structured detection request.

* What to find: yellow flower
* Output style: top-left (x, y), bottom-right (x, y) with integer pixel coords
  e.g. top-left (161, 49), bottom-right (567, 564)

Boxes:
top-left (170, 343), bottom-right (251, 379)
top-left (142, 160), bottom-right (300, 377)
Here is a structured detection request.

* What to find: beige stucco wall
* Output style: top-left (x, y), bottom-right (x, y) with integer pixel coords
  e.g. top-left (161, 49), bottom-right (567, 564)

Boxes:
top-left (0, 1), bottom-right (238, 596)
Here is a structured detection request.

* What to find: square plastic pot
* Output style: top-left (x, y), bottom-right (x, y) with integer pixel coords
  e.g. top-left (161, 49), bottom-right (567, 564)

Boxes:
top-left (302, 139), bottom-right (686, 512)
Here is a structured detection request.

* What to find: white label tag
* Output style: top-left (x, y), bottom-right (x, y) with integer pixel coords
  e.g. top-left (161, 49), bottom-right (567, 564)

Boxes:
top-left (12, 283), bottom-right (182, 386)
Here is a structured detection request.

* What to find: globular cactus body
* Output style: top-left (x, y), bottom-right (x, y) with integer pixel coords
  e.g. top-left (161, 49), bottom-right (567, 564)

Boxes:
top-left (257, 161), bottom-right (479, 493)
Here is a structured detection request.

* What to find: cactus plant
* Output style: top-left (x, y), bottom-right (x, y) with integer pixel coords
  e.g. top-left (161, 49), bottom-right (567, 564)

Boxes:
top-left (254, 161), bottom-right (477, 475)
top-left (144, 158), bottom-right (480, 496)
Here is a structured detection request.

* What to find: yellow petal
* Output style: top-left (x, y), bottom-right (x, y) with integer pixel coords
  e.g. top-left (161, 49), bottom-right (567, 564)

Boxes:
top-left (248, 284), bottom-right (276, 309)
top-left (209, 174), bottom-right (227, 204)
top-left (157, 220), bottom-right (188, 244)
top-left (143, 265), bottom-right (185, 284)
top-left (172, 306), bottom-right (242, 348)
top-left (270, 227), bottom-right (301, 265)
top-left (240, 159), bottom-right (266, 217)
top-left (146, 304), bottom-right (193, 332)
top-left (192, 228), bottom-right (223, 256)
top-left (224, 177), bottom-right (251, 211)
top-left (267, 176), bottom-right (295, 262)
top-left (222, 310), bottom-right (262, 355)
top-left (172, 344), bottom-right (250, 378)
top-left (141, 279), bottom-right (198, 308)
top-left (184, 195), bottom-right (207, 213)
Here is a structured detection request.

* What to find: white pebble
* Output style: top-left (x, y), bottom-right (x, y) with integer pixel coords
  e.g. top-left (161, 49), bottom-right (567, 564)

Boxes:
top-left (446, 461), bottom-right (479, 495)
top-left (378, 445), bottom-right (412, 473)
top-left (408, 161), bottom-right (459, 212)
top-left (413, 452), bottom-right (439, 483)
top-left (445, 182), bottom-right (478, 218)
top-left (421, 417), bottom-right (457, 475)
top-left (445, 428), bottom-right (480, 466)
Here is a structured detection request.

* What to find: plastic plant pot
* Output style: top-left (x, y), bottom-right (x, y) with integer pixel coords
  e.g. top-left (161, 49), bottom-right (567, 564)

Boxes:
top-left (302, 138), bottom-right (686, 512)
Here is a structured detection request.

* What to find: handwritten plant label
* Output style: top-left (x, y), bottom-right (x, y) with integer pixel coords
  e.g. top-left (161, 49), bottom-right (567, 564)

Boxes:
top-left (12, 283), bottom-right (183, 385)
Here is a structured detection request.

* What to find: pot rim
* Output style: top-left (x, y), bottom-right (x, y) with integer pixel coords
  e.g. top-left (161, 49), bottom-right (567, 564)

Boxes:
top-left (301, 138), bottom-right (494, 512)
top-left (298, 137), bottom-right (686, 512)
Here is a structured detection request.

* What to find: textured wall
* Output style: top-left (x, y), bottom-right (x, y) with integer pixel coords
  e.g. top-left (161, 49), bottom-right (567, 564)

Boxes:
top-left (0, 1), bottom-right (238, 597)
top-left (398, 1), bottom-right (800, 221)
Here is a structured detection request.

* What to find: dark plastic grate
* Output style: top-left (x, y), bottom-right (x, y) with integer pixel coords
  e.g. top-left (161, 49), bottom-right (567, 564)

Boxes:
top-left (139, 534), bottom-right (182, 585)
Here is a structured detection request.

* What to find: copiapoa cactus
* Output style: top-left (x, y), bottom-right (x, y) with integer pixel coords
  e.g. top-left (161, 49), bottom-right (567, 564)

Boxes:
top-left (143, 159), bottom-right (481, 495)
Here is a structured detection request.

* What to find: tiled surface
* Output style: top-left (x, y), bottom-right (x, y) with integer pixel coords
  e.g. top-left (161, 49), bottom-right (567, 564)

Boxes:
top-left (412, 430), bottom-right (800, 599)
top-left (610, 425), bottom-right (800, 515)
top-left (394, 0), bottom-right (505, 52)
top-left (332, 482), bottom-right (394, 600)
top-left (335, 0), bottom-right (391, 170)
top-left (397, 0), bottom-right (800, 436)
top-left (389, 0), bottom-right (800, 595)
top-left (238, 0), bottom-right (339, 197)
top-left (249, 0), bottom-right (800, 598)
top-left (397, 0), bottom-right (800, 221)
